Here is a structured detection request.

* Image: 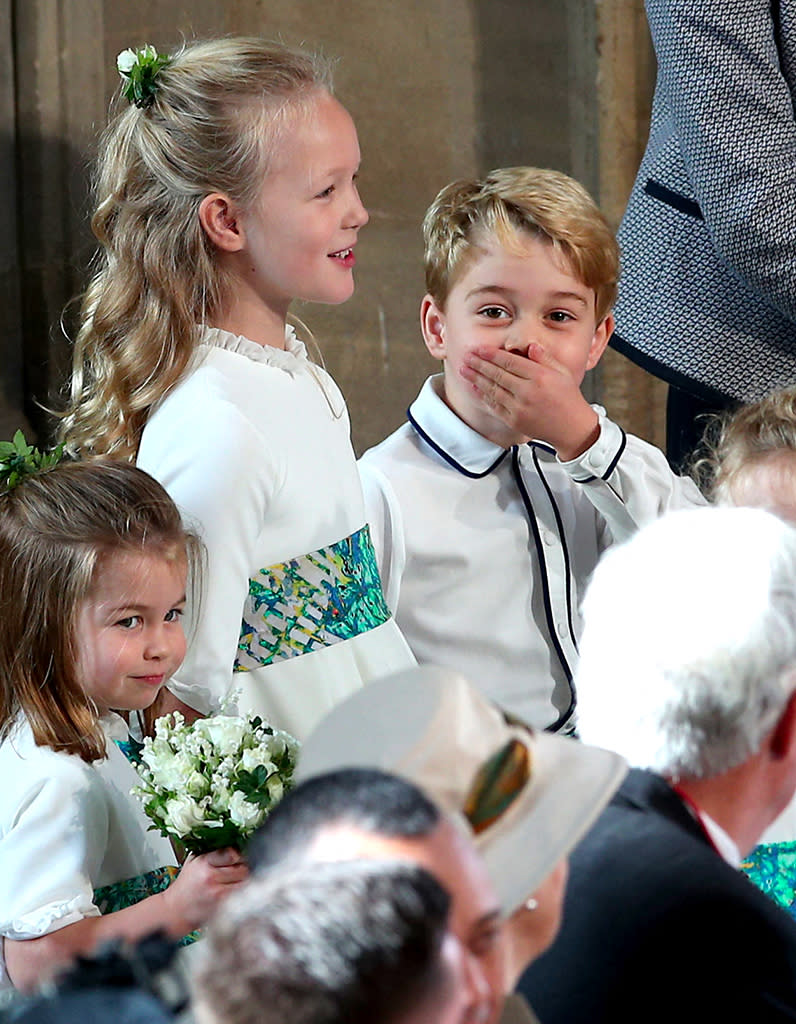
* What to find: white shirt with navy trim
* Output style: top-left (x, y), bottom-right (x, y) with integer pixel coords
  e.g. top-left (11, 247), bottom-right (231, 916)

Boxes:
top-left (359, 375), bottom-right (705, 731)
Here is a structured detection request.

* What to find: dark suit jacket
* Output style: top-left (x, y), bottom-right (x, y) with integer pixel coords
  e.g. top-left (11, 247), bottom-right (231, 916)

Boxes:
top-left (611, 1), bottom-right (796, 404)
top-left (518, 769), bottom-right (796, 1023)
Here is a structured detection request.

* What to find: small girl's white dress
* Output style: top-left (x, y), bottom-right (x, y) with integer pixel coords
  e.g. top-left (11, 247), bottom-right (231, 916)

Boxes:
top-left (137, 326), bottom-right (414, 739)
top-left (0, 713), bottom-right (176, 992)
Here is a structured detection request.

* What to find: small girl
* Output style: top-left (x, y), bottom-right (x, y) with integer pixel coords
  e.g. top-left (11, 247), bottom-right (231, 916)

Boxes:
top-left (0, 453), bottom-right (247, 993)
top-left (698, 385), bottom-right (796, 918)
top-left (60, 38), bottom-right (413, 739)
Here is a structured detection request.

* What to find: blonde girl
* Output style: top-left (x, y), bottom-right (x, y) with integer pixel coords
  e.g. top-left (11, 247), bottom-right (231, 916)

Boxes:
top-left (60, 39), bottom-right (413, 739)
top-left (0, 456), bottom-right (247, 993)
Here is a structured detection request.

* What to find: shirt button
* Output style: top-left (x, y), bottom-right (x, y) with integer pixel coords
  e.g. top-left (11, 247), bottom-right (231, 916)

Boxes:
top-left (557, 623), bottom-right (569, 638)
top-left (587, 451), bottom-right (601, 470)
top-left (542, 530), bottom-right (556, 546)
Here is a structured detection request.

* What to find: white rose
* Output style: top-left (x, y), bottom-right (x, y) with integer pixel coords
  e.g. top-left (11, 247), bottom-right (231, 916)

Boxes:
top-left (116, 48), bottom-right (137, 74)
top-left (228, 791), bottom-right (265, 829)
top-left (193, 716), bottom-right (248, 756)
top-left (164, 795), bottom-right (207, 837)
top-left (148, 750), bottom-right (200, 791)
top-left (266, 774), bottom-right (284, 803)
top-left (185, 770), bottom-right (209, 798)
top-left (241, 745), bottom-right (275, 772)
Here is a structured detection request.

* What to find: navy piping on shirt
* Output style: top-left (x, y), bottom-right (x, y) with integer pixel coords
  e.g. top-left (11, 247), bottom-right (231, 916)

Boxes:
top-left (406, 406), bottom-right (509, 478)
top-left (407, 413), bottom-right (577, 733)
top-left (603, 427), bottom-right (627, 479)
top-left (532, 445), bottom-right (579, 654)
top-left (511, 448), bottom-right (576, 734)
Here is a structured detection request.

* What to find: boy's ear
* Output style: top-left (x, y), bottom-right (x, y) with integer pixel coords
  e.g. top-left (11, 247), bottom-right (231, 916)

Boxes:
top-left (199, 193), bottom-right (246, 253)
top-left (420, 294), bottom-right (447, 361)
top-left (770, 687), bottom-right (796, 761)
top-left (586, 312), bottom-right (614, 371)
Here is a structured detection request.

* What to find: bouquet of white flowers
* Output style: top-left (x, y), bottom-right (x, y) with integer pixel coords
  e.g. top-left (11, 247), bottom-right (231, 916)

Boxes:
top-left (132, 711), bottom-right (299, 855)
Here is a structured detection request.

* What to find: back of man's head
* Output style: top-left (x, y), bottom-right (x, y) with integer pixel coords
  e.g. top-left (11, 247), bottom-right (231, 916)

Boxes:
top-left (192, 859), bottom-right (459, 1024)
top-left (576, 506), bottom-right (796, 778)
top-left (248, 767), bottom-right (440, 873)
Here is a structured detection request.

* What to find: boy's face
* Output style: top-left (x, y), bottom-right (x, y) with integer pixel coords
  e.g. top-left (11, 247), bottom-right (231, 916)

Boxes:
top-left (421, 232), bottom-right (612, 441)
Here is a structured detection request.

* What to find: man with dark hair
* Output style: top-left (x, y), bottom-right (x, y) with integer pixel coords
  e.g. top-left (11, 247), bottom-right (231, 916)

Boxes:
top-left (249, 768), bottom-right (506, 1023)
top-left (192, 859), bottom-right (487, 1024)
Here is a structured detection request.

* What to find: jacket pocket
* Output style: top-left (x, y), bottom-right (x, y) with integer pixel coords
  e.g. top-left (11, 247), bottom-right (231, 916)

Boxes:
top-left (644, 179), bottom-right (703, 221)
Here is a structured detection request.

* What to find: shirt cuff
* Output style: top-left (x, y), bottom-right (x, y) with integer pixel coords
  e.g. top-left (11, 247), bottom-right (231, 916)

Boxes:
top-left (558, 407), bottom-right (626, 482)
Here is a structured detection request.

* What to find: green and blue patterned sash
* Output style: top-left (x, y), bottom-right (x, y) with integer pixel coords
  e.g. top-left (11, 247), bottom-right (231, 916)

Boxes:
top-left (235, 524), bottom-right (391, 670)
top-left (94, 866), bottom-right (199, 946)
top-left (743, 841), bottom-right (796, 919)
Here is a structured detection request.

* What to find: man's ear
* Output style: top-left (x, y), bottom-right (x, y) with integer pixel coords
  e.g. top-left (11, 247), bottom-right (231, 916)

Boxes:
top-left (586, 312), bottom-right (614, 371)
top-left (770, 687), bottom-right (796, 761)
top-left (420, 294), bottom-right (447, 361)
top-left (198, 193), bottom-right (246, 253)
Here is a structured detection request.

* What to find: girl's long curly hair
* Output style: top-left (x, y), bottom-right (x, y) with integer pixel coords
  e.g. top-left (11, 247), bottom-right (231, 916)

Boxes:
top-left (60, 37), bottom-right (332, 460)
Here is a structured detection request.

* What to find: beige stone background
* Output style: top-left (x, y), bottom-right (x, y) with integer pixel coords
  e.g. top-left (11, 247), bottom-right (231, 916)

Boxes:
top-left (0, 0), bottom-right (665, 453)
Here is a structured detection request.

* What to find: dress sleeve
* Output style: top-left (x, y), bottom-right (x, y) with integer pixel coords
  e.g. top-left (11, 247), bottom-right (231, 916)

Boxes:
top-left (648, 0), bottom-right (796, 319)
top-left (0, 760), bottom-right (107, 940)
top-left (357, 458), bottom-right (406, 614)
top-left (559, 407), bottom-right (707, 546)
top-left (138, 396), bottom-right (278, 714)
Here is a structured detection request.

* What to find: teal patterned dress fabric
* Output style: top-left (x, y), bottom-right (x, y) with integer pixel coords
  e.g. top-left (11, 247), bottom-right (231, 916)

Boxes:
top-left (235, 525), bottom-right (391, 670)
top-left (743, 842), bottom-right (796, 920)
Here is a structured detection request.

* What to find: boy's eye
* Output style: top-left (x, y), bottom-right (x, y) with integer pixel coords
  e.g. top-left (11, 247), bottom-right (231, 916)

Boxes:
top-left (165, 607), bottom-right (184, 623)
top-left (315, 184), bottom-right (335, 199)
top-left (478, 306), bottom-right (510, 320)
top-left (549, 310), bottom-right (574, 323)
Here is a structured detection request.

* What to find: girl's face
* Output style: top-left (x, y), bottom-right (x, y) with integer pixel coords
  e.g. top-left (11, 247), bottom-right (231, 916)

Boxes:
top-left (76, 547), bottom-right (187, 715)
top-left (237, 90), bottom-right (369, 318)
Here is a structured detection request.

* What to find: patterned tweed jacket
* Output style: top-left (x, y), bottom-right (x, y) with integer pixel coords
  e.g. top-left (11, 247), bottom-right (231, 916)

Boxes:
top-left (612, 0), bottom-right (796, 403)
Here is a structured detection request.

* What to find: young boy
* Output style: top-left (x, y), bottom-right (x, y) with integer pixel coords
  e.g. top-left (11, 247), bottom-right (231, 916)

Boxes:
top-left (359, 168), bottom-right (705, 732)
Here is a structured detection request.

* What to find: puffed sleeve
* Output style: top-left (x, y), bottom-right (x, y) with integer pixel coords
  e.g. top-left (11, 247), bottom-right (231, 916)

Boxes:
top-left (0, 755), bottom-right (107, 940)
top-left (138, 390), bottom-right (278, 714)
top-left (649, 0), bottom-right (796, 319)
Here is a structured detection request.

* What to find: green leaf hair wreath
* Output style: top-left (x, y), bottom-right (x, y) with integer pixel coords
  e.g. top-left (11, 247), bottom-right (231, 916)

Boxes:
top-left (0, 430), bottom-right (66, 492)
top-left (117, 45), bottom-right (171, 108)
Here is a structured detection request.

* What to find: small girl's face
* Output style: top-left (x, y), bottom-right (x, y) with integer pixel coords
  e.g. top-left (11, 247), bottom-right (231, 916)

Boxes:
top-left (76, 547), bottom-right (187, 715)
top-left (238, 89), bottom-right (369, 316)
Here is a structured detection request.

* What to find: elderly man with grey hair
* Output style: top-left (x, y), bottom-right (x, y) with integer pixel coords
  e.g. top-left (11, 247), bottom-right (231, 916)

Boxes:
top-left (520, 505), bottom-right (796, 1024)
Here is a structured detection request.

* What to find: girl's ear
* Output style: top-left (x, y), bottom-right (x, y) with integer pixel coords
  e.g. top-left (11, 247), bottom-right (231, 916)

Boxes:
top-left (421, 294), bottom-right (447, 361)
top-left (586, 312), bottom-right (614, 371)
top-left (199, 193), bottom-right (245, 252)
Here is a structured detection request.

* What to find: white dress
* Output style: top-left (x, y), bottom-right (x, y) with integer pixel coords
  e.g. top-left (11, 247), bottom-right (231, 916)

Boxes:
top-left (0, 713), bottom-right (176, 991)
top-left (137, 326), bottom-right (414, 740)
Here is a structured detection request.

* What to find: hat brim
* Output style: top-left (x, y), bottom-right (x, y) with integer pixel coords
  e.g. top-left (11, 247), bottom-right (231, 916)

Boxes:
top-left (296, 665), bottom-right (627, 914)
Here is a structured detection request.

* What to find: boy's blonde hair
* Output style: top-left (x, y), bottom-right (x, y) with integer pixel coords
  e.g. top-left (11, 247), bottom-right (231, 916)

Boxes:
top-left (696, 386), bottom-right (796, 504)
top-left (423, 167), bottom-right (619, 322)
top-left (0, 460), bottom-right (200, 762)
top-left (60, 37), bottom-right (332, 460)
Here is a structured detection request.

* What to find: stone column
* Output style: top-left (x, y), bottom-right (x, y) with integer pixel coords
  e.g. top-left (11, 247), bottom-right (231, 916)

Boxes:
top-left (595, 0), bottom-right (665, 448)
top-left (13, 0), bottom-right (106, 438)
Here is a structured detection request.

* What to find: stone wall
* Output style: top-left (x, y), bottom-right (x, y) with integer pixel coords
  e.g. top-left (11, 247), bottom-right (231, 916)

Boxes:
top-left (0, 0), bottom-right (661, 452)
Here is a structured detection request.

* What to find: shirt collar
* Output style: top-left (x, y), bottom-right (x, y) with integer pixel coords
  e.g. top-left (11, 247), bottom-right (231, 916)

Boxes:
top-left (407, 376), bottom-right (511, 476)
top-left (699, 811), bottom-right (742, 868)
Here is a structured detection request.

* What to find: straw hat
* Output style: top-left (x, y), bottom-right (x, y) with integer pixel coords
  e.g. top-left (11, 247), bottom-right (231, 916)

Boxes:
top-left (297, 665), bottom-right (627, 914)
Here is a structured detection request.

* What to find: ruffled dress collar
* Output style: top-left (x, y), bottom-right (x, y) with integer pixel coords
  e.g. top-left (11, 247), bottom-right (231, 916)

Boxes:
top-left (199, 324), bottom-right (309, 369)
